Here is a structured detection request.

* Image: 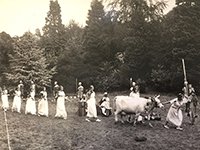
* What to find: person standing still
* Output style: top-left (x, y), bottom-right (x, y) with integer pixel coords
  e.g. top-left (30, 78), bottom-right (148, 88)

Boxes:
top-left (53, 81), bottom-right (59, 102)
top-left (77, 82), bottom-right (84, 101)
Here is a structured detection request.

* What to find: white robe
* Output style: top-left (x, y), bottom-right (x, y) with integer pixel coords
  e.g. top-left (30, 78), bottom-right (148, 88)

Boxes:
top-left (25, 97), bottom-right (36, 115)
top-left (12, 91), bottom-right (21, 113)
top-left (86, 92), bottom-right (97, 118)
top-left (55, 91), bottom-right (67, 119)
top-left (38, 91), bottom-right (48, 117)
top-left (166, 98), bottom-right (183, 127)
top-left (1, 90), bottom-right (9, 110)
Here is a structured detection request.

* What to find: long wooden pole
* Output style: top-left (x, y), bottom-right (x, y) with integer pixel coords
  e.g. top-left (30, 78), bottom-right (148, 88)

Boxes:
top-left (182, 59), bottom-right (187, 82)
top-left (182, 59), bottom-right (189, 96)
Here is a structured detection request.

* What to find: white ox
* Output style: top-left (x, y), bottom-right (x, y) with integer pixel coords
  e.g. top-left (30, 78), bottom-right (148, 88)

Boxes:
top-left (113, 95), bottom-right (163, 125)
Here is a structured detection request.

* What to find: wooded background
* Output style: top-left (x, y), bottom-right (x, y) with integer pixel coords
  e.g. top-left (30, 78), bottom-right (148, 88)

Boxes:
top-left (0, 0), bottom-right (200, 93)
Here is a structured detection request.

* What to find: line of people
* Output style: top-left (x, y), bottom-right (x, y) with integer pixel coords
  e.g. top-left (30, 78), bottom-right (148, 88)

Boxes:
top-left (1, 80), bottom-right (67, 120)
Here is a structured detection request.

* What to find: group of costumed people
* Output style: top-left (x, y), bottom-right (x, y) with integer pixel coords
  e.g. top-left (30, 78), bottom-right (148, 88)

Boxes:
top-left (129, 79), bottom-right (198, 131)
top-left (77, 82), bottom-right (110, 122)
top-left (163, 81), bottom-right (198, 130)
top-left (1, 78), bottom-right (198, 129)
top-left (0, 80), bottom-right (67, 120)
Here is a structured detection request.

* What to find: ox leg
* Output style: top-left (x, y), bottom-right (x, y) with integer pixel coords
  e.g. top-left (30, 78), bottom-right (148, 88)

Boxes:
top-left (133, 113), bottom-right (140, 126)
top-left (114, 111), bottom-right (119, 123)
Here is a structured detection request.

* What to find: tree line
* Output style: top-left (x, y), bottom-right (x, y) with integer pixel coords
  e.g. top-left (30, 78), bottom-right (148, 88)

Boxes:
top-left (0, 0), bottom-right (200, 94)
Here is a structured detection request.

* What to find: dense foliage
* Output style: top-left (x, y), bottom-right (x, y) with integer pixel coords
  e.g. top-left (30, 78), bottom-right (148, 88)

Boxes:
top-left (1, 0), bottom-right (200, 93)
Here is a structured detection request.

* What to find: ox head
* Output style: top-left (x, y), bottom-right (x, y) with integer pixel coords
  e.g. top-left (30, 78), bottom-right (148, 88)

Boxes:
top-left (151, 95), bottom-right (164, 108)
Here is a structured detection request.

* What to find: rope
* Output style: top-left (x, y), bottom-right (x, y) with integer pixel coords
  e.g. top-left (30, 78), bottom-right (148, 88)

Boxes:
top-left (3, 110), bottom-right (12, 150)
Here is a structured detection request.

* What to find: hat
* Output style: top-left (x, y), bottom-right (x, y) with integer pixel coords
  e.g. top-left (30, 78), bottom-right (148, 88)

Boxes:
top-left (177, 93), bottom-right (183, 101)
top-left (132, 82), bottom-right (136, 86)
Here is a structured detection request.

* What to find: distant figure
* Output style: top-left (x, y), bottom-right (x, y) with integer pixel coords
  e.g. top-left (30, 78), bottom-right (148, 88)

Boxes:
top-left (18, 80), bottom-right (24, 99)
top-left (55, 86), bottom-right (67, 119)
top-left (129, 85), bottom-right (140, 98)
top-left (53, 81), bottom-right (59, 102)
top-left (77, 82), bottom-right (84, 101)
top-left (164, 93), bottom-right (185, 131)
top-left (182, 81), bottom-right (189, 114)
top-left (12, 87), bottom-right (21, 113)
top-left (85, 85), bottom-right (101, 122)
top-left (30, 80), bottom-right (36, 100)
top-left (38, 87), bottom-right (48, 117)
top-left (25, 94), bottom-right (36, 115)
top-left (99, 92), bottom-right (112, 117)
top-left (1, 86), bottom-right (9, 111)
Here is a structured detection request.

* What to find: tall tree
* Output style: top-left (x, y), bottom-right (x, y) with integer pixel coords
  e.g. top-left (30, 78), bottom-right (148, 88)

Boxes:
top-left (5, 32), bottom-right (56, 89)
top-left (107, 0), bottom-right (166, 90)
top-left (0, 32), bottom-right (13, 85)
top-left (41, 0), bottom-right (65, 67)
top-left (55, 21), bottom-right (85, 92)
top-left (156, 2), bottom-right (200, 92)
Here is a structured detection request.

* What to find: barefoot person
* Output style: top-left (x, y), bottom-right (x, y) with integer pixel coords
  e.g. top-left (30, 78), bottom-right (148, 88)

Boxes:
top-left (85, 85), bottom-right (101, 122)
top-left (55, 86), bottom-right (67, 119)
top-left (164, 93), bottom-right (185, 131)
top-left (38, 87), bottom-right (48, 117)
top-left (12, 87), bottom-right (22, 113)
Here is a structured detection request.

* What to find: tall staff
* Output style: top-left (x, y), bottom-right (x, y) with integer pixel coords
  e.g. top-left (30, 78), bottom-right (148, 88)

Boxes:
top-left (182, 59), bottom-right (189, 95)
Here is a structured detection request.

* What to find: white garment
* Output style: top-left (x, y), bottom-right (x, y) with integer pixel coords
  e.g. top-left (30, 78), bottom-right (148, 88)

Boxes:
top-left (38, 90), bottom-right (48, 116)
top-left (166, 98), bottom-right (183, 127)
top-left (100, 97), bottom-right (111, 109)
top-left (86, 92), bottom-right (97, 118)
top-left (129, 91), bottom-right (140, 98)
top-left (55, 91), bottom-right (67, 119)
top-left (25, 97), bottom-right (36, 115)
top-left (12, 90), bottom-right (21, 112)
top-left (1, 91), bottom-right (9, 110)
top-left (30, 91), bottom-right (35, 99)
top-left (38, 98), bottom-right (48, 117)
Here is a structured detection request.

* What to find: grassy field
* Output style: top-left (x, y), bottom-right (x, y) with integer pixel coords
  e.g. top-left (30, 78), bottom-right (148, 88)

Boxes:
top-left (0, 92), bottom-right (200, 150)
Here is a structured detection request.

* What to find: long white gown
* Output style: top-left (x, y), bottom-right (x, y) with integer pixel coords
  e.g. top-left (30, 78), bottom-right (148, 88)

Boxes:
top-left (25, 96), bottom-right (36, 115)
top-left (86, 92), bottom-right (97, 118)
top-left (38, 91), bottom-right (48, 117)
top-left (12, 90), bottom-right (21, 113)
top-left (166, 98), bottom-right (183, 127)
top-left (1, 90), bottom-right (9, 110)
top-left (55, 91), bottom-right (67, 119)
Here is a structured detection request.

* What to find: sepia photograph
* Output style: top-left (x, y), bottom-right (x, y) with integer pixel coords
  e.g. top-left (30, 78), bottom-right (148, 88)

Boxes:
top-left (0, 0), bottom-right (200, 149)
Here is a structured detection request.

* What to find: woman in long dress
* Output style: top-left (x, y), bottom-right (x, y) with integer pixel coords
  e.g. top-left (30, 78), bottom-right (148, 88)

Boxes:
top-left (1, 86), bottom-right (9, 111)
top-left (25, 94), bottom-right (36, 115)
top-left (55, 86), bottom-right (67, 119)
top-left (85, 85), bottom-right (101, 122)
top-left (164, 93), bottom-right (185, 130)
top-left (12, 87), bottom-right (21, 113)
top-left (38, 87), bottom-right (48, 117)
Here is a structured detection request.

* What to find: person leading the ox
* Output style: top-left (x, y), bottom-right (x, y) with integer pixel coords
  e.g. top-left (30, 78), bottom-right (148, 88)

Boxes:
top-left (38, 86), bottom-right (48, 117)
top-left (1, 86), bottom-right (9, 111)
top-left (85, 85), bottom-right (101, 122)
top-left (12, 87), bottom-right (22, 113)
top-left (77, 82), bottom-right (84, 101)
top-left (164, 93), bottom-right (185, 131)
top-left (55, 86), bottom-right (67, 119)
top-left (99, 92), bottom-right (112, 117)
